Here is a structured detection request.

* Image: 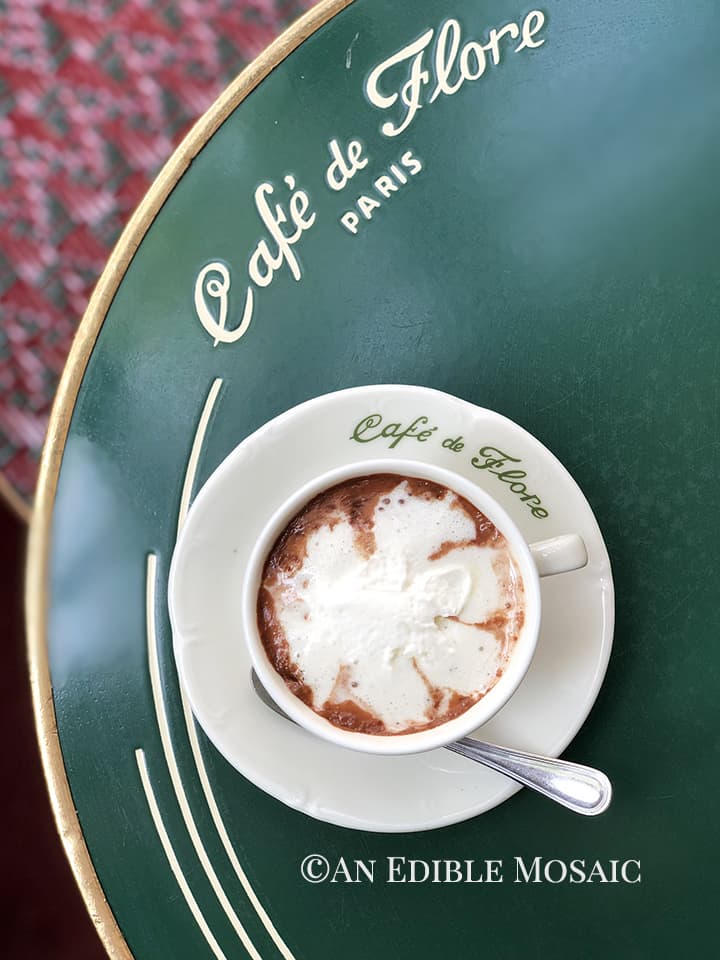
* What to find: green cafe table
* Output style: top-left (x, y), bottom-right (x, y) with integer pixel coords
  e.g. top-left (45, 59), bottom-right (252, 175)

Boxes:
top-left (27, 2), bottom-right (718, 958)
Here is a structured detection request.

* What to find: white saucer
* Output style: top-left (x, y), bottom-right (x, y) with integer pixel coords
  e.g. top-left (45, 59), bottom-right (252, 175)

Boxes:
top-left (169, 385), bottom-right (614, 832)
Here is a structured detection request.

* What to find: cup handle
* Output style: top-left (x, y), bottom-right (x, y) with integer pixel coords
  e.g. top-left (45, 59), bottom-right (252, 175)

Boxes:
top-left (529, 534), bottom-right (588, 577)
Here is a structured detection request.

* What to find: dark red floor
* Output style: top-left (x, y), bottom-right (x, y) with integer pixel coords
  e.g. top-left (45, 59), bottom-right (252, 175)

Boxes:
top-left (2, 502), bottom-right (106, 959)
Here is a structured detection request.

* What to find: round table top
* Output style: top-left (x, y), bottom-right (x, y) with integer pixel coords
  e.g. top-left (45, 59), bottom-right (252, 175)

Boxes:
top-left (27, 1), bottom-right (720, 958)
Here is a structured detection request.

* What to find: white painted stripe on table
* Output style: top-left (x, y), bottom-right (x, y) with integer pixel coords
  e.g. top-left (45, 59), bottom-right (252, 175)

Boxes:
top-left (178, 687), bottom-right (299, 960)
top-left (174, 377), bottom-right (298, 960)
top-left (174, 375), bottom-right (298, 960)
top-left (145, 553), bottom-right (264, 960)
top-left (135, 749), bottom-right (228, 960)
top-left (177, 377), bottom-right (223, 531)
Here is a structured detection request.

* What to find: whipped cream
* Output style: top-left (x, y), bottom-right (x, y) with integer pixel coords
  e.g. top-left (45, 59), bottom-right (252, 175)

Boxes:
top-left (258, 475), bottom-right (525, 734)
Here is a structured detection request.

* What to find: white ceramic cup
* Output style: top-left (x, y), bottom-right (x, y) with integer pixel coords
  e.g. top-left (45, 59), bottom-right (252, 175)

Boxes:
top-left (242, 458), bottom-right (587, 756)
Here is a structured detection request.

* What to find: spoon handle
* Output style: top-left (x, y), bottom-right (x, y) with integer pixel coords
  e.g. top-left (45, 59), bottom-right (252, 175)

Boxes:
top-left (444, 738), bottom-right (612, 816)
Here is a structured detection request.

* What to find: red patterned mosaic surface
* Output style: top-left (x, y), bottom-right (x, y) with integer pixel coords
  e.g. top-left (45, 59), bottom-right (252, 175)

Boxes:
top-left (0, 0), bottom-right (312, 511)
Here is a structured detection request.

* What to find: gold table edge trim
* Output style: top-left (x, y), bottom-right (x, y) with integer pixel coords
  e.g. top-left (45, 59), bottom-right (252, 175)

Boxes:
top-left (24, 3), bottom-right (356, 958)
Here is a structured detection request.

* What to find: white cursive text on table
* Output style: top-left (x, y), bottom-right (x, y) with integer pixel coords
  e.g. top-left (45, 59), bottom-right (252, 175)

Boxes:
top-left (365, 11), bottom-right (546, 137)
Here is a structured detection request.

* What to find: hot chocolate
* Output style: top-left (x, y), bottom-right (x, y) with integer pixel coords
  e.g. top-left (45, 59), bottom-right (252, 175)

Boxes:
top-left (257, 473), bottom-right (526, 735)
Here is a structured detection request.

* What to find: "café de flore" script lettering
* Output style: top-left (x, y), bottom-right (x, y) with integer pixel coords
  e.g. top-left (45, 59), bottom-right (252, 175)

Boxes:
top-left (194, 9), bottom-right (546, 347)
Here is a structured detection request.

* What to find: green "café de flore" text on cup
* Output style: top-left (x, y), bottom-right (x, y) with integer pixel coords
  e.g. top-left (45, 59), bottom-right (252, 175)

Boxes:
top-left (350, 412), bottom-right (550, 519)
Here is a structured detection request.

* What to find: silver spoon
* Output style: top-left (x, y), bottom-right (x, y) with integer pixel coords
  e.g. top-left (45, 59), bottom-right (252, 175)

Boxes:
top-left (251, 670), bottom-right (612, 816)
